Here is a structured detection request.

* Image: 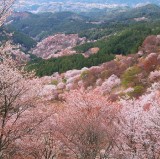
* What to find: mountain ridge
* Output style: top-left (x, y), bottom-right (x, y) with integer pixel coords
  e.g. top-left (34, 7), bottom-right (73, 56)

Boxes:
top-left (23, 0), bottom-right (160, 5)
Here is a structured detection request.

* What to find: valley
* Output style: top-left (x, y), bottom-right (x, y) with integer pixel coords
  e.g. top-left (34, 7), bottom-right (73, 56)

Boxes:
top-left (1, 1), bottom-right (160, 158)
top-left (3, 4), bottom-right (160, 77)
top-left (7, 3), bottom-right (160, 97)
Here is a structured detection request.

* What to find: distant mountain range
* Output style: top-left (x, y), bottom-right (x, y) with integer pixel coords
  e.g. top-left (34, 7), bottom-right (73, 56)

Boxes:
top-left (15, 0), bottom-right (160, 13)
top-left (23, 0), bottom-right (160, 5)
top-left (8, 4), bottom-right (160, 42)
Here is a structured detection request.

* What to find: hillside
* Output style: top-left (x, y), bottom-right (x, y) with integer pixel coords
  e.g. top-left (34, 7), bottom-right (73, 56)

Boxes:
top-left (27, 34), bottom-right (160, 101)
top-left (27, 20), bottom-right (160, 76)
top-left (8, 11), bottom-right (95, 41)
top-left (8, 4), bottom-right (160, 42)
top-left (31, 34), bottom-right (86, 59)
top-left (0, 26), bottom-right (36, 52)
top-left (112, 4), bottom-right (160, 21)
top-left (2, 1), bottom-right (160, 158)
top-left (80, 4), bottom-right (160, 21)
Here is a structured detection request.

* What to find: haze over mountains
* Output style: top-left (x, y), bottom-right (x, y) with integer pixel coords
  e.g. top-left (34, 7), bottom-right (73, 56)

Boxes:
top-left (22, 0), bottom-right (160, 5)
top-left (9, 4), bottom-right (160, 41)
top-left (15, 0), bottom-right (160, 13)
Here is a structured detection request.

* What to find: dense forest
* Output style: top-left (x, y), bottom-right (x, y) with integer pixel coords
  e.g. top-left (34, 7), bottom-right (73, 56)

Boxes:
top-left (0, 27), bottom-right (36, 51)
top-left (9, 12), bottom-right (95, 40)
top-left (27, 20), bottom-right (160, 76)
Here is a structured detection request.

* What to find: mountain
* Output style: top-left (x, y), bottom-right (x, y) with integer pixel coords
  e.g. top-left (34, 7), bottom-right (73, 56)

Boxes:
top-left (20, 0), bottom-right (160, 5)
top-left (8, 12), bottom-right (95, 41)
top-left (14, 0), bottom-right (160, 13)
top-left (80, 4), bottom-right (160, 21)
top-left (25, 3), bottom-right (160, 77)
top-left (105, 4), bottom-right (160, 21)
top-left (9, 4), bottom-right (160, 42)
top-left (15, 1), bottom-right (127, 13)
top-left (0, 26), bottom-right (36, 51)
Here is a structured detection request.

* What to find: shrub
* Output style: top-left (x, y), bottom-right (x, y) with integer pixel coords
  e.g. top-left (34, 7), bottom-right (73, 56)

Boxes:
top-left (51, 80), bottom-right (58, 86)
top-left (62, 78), bottom-right (67, 83)
top-left (100, 70), bottom-right (110, 80)
top-left (128, 85), bottom-right (145, 98)
top-left (122, 66), bottom-right (141, 88)
top-left (80, 70), bottom-right (89, 80)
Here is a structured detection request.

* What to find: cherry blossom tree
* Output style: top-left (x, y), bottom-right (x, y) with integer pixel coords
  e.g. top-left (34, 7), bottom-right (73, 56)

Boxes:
top-left (117, 87), bottom-right (160, 159)
top-left (0, 2), bottom-right (59, 158)
top-left (13, 103), bottom-right (60, 159)
top-left (0, 0), bottom-right (15, 27)
top-left (149, 70), bottom-right (160, 82)
top-left (56, 90), bottom-right (120, 159)
top-left (0, 56), bottom-right (43, 158)
top-left (0, 54), bottom-right (61, 159)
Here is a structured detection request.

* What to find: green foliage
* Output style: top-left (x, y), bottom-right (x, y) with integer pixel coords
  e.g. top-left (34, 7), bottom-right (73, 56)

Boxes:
top-left (12, 30), bottom-right (36, 50)
top-left (79, 23), bottom-right (128, 40)
top-left (76, 23), bottom-right (154, 55)
top-left (16, 5), bottom-right (160, 77)
top-left (0, 26), bottom-right (36, 51)
top-left (122, 66), bottom-right (141, 88)
top-left (80, 70), bottom-right (89, 80)
top-left (27, 20), bottom-right (160, 77)
top-left (27, 53), bottom-right (115, 77)
top-left (128, 85), bottom-right (145, 97)
top-left (100, 70), bottom-right (110, 80)
top-left (10, 12), bottom-right (95, 40)
top-left (51, 80), bottom-right (58, 86)
top-left (79, 4), bottom-right (160, 40)
top-left (75, 42), bottom-right (94, 53)
top-left (62, 78), bottom-right (67, 83)
top-left (80, 4), bottom-right (160, 22)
